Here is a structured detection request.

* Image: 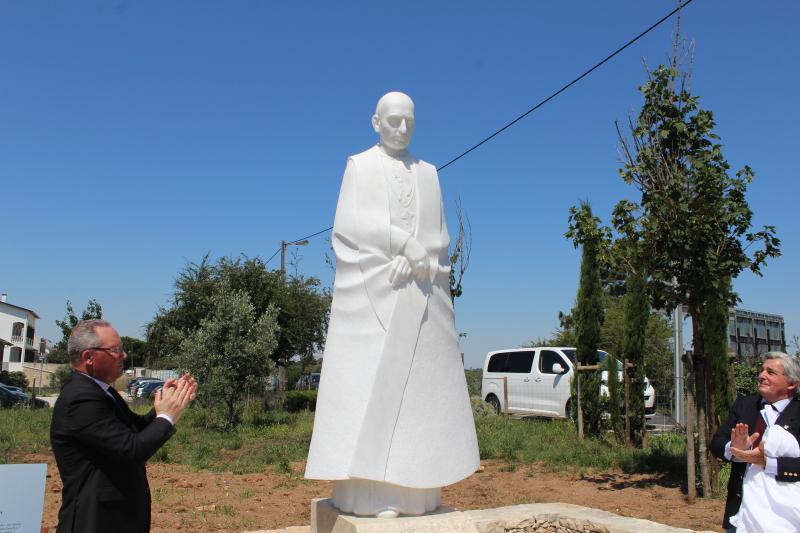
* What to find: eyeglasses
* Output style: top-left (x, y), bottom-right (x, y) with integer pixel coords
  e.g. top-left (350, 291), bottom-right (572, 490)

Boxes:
top-left (87, 347), bottom-right (127, 358)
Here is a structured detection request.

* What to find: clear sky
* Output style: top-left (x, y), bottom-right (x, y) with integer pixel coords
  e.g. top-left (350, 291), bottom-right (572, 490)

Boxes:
top-left (2, 1), bottom-right (797, 369)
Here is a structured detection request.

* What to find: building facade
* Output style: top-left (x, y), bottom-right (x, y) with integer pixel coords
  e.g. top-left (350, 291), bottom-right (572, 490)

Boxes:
top-left (0, 294), bottom-right (41, 373)
top-left (728, 308), bottom-right (785, 359)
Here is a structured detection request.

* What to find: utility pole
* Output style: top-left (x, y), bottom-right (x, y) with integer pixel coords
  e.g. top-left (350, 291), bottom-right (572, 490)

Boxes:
top-left (674, 305), bottom-right (684, 426)
top-left (280, 239), bottom-right (309, 275)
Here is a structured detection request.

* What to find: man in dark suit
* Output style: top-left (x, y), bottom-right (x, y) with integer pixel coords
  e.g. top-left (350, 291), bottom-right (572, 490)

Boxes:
top-left (50, 319), bottom-right (196, 533)
top-left (710, 351), bottom-right (800, 532)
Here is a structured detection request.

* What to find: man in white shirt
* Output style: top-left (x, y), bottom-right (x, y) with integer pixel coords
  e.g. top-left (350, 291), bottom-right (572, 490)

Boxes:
top-left (710, 351), bottom-right (800, 532)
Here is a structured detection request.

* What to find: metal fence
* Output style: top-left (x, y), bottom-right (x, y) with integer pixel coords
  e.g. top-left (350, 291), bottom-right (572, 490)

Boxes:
top-left (484, 371), bottom-right (686, 435)
top-left (647, 376), bottom-right (683, 433)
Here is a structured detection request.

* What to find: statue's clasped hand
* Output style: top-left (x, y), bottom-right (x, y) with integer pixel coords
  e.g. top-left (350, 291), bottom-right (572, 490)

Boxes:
top-left (389, 237), bottom-right (429, 288)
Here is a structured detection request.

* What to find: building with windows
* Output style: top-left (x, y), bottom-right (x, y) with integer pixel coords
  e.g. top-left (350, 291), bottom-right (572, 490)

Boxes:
top-left (0, 293), bottom-right (41, 373)
top-left (728, 308), bottom-right (785, 359)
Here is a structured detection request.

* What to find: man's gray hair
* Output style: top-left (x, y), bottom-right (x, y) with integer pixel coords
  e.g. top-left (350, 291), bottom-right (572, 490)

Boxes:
top-left (68, 319), bottom-right (112, 364)
top-left (764, 351), bottom-right (800, 388)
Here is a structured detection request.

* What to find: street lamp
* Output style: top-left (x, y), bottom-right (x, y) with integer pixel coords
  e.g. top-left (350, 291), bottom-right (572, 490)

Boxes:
top-left (281, 239), bottom-right (309, 274)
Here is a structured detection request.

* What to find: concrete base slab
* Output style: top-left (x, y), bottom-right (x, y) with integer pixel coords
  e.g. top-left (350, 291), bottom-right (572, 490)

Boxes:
top-left (246, 499), bottom-right (717, 533)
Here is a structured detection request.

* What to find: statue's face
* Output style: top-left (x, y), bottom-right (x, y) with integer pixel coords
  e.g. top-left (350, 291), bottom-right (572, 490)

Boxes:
top-left (372, 93), bottom-right (415, 152)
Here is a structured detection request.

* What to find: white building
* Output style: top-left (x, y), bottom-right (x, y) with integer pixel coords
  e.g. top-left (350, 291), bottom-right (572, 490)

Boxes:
top-left (0, 293), bottom-right (41, 373)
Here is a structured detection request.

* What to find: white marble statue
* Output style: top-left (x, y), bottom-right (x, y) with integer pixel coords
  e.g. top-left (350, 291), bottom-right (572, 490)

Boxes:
top-left (304, 91), bottom-right (480, 518)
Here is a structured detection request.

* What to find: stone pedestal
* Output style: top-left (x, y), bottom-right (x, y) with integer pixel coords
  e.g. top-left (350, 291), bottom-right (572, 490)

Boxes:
top-left (311, 498), bottom-right (478, 533)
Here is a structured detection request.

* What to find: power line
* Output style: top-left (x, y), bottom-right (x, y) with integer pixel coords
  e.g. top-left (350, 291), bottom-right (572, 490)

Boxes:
top-left (265, 0), bottom-right (693, 265)
top-left (436, 0), bottom-right (693, 172)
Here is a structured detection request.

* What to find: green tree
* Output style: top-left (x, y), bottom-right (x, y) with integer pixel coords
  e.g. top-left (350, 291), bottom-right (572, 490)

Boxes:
top-left (566, 201), bottom-right (609, 438)
top-left (120, 336), bottom-right (147, 370)
top-left (615, 63), bottom-right (780, 495)
top-left (701, 280), bottom-right (734, 431)
top-left (146, 255), bottom-right (329, 384)
top-left (49, 299), bottom-right (103, 363)
top-left (177, 283), bottom-right (279, 428)
top-left (621, 268), bottom-right (648, 447)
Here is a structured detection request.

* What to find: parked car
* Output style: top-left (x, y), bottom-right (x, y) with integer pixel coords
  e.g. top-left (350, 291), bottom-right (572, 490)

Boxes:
top-left (137, 380), bottom-right (164, 398)
top-left (480, 347), bottom-right (655, 419)
top-left (128, 378), bottom-right (160, 397)
top-left (0, 385), bottom-right (19, 408)
top-left (295, 373), bottom-right (321, 390)
top-left (0, 383), bottom-right (49, 409)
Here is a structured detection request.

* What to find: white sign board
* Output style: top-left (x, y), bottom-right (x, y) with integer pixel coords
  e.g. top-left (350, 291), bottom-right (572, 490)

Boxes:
top-left (0, 464), bottom-right (47, 533)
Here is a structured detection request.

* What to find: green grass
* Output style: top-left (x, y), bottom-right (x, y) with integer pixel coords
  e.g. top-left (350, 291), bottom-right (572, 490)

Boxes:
top-left (475, 416), bottom-right (686, 475)
top-left (147, 404), bottom-right (314, 474)
top-left (0, 402), bottom-right (685, 480)
top-left (0, 407), bottom-right (52, 463)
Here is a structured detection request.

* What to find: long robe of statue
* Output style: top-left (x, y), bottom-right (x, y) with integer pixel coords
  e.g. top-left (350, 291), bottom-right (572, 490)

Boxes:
top-left (305, 132), bottom-right (479, 490)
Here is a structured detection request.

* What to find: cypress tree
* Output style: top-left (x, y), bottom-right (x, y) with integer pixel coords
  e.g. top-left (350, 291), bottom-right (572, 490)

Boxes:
top-left (568, 202), bottom-right (605, 437)
top-left (622, 267), bottom-right (648, 447)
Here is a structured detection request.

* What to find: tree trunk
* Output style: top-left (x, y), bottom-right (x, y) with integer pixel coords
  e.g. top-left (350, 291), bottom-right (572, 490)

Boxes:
top-left (683, 349), bottom-right (696, 504)
top-left (691, 315), bottom-right (711, 497)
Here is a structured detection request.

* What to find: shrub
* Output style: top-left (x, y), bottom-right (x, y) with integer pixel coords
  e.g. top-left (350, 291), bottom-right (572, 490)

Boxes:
top-left (285, 390), bottom-right (317, 412)
top-left (471, 397), bottom-right (497, 417)
top-left (464, 369), bottom-right (482, 397)
top-left (52, 365), bottom-right (72, 391)
top-left (733, 361), bottom-right (760, 398)
top-left (0, 371), bottom-right (28, 389)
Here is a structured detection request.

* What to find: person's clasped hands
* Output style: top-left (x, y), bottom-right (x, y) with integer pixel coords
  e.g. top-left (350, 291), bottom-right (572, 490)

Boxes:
top-left (729, 422), bottom-right (767, 467)
top-left (154, 373), bottom-right (197, 425)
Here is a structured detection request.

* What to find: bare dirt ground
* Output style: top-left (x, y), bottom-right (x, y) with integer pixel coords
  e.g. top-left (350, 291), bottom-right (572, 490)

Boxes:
top-left (31, 454), bottom-right (724, 532)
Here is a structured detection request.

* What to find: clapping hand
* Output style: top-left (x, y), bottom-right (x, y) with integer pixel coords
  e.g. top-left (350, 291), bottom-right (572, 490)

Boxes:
top-left (154, 373), bottom-right (197, 424)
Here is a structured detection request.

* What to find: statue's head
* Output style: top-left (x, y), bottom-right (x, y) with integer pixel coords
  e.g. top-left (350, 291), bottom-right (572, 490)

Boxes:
top-left (372, 92), bottom-right (415, 153)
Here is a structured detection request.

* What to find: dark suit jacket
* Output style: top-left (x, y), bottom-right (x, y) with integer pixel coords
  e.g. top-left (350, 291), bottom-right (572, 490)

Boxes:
top-left (50, 372), bottom-right (175, 533)
top-left (710, 394), bottom-right (800, 529)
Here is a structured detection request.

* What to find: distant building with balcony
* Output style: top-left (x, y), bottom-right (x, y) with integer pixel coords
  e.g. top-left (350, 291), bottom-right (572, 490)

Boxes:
top-left (728, 308), bottom-right (785, 359)
top-left (0, 294), bottom-right (41, 373)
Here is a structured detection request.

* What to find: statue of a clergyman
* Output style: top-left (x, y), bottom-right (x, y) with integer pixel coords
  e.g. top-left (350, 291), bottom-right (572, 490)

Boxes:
top-left (305, 92), bottom-right (479, 518)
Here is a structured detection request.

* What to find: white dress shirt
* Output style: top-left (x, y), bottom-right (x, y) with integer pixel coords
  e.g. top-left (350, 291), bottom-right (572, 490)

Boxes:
top-left (724, 397), bottom-right (792, 475)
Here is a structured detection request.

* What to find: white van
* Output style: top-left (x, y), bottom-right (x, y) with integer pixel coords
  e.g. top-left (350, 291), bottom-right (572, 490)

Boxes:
top-left (480, 347), bottom-right (655, 419)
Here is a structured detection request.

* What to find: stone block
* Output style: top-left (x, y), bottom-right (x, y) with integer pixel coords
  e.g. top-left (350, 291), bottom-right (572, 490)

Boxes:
top-left (311, 498), bottom-right (479, 533)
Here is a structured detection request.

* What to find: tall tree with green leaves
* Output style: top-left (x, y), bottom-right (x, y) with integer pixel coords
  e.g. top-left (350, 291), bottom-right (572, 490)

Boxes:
top-left (146, 255), bottom-right (329, 382)
top-left (120, 336), bottom-right (147, 370)
top-left (621, 267), bottom-right (649, 447)
top-left (615, 63), bottom-right (780, 494)
top-left (566, 201), bottom-right (609, 438)
top-left (701, 278), bottom-right (734, 433)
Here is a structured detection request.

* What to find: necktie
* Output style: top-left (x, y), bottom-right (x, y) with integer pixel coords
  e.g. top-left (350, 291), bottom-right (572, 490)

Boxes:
top-left (108, 386), bottom-right (130, 413)
top-left (751, 403), bottom-right (775, 447)
top-left (752, 414), bottom-right (766, 447)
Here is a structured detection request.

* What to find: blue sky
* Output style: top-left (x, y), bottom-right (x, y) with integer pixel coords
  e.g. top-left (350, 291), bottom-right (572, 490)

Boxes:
top-left (1, 1), bottom-right (797, 369)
